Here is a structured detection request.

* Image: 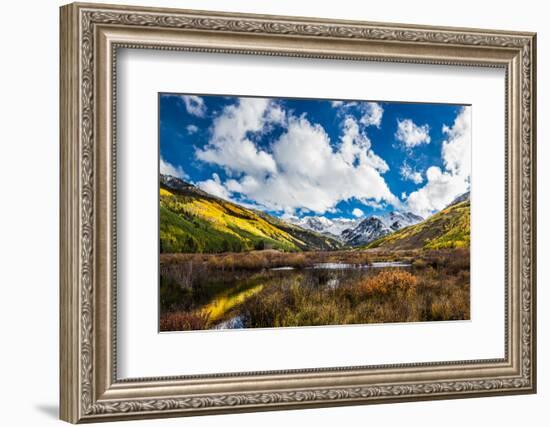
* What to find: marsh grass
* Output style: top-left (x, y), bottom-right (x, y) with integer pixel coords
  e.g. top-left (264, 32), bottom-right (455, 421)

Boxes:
top-left (159, 248), bottom-right (470, 331)
top-left (160, 311), bottom-right (210, 331)
top-left (160, 249), bottom-right (417, 272)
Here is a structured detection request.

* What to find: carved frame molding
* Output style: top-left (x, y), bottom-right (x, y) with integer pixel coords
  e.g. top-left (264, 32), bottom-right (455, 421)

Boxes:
top-left (60, 2), bottom-right (536, 423)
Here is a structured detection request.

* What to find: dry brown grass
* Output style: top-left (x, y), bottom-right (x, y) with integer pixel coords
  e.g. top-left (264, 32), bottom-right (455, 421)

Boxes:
top-left (160, 249), bottom-right (421, 272)
top-left (359, 270), bottom-right (418, 296)
top-left (160, 311), bottom-right (210, 331)
top-left (160, 248), bottom-right (470, 329)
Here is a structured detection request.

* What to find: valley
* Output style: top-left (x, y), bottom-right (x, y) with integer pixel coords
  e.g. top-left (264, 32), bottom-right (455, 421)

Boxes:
top-left (158, 174), bottom-right (471, 331)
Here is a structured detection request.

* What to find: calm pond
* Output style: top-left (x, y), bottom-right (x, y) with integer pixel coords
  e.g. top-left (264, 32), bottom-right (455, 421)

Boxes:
top-left (161, 261), bottom-right (410, 330)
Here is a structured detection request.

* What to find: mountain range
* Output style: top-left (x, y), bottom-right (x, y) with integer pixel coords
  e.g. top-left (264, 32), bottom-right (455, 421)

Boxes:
top-left (160, 174), bottom-right (469, 253)
top-left (159, 175), bottom-right (341, 253)
top-left (288, 216), bottom-right (361, 239)
top-left (366, 194), bottom-right (470, 250)
top-left (289, 210), bottom-right (423, 246)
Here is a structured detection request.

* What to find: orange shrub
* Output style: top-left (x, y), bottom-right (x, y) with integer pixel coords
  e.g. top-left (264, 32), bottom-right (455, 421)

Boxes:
top-left (360, 270), bottom-right (418, 296)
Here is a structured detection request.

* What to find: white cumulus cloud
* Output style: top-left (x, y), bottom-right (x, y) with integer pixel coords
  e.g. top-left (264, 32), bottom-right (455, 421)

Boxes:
top-left (359, 102), bottom-right (384, 128)
top-left (363, 199), bottom-right (385, 210)
top-left (197, 173), bottom-right (231, 200)
top-left (201, 112), bottom-right (399, 215)
top-left (186, 124), bottom-right (199, 134)
top-left (352, 208), bottom-right (364, 217)
top-left (195, 97), bottom-right (281, 177)
top-left (160, 156), bottom-right (187, 179)
top-left (181, 95), bottom-right (206, 117)
top-left (332, 101), bottom-right (384, 128)
top-left (405, 108), bottom-right (471, 216)
top-left (340, 117), bottom-right (388, 172)
top-left (406, 166), bottom-right (469, 217)
top-left (442, 109), bottom-right (471, 179)
top-left (395, 118), bottom-right (431, 148)
top-left (400, 163), bottom-right (423, 184)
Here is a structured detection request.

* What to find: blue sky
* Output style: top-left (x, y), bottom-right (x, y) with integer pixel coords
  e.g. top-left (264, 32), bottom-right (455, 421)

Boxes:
top-left (159, 93), bottom-right (471, 220)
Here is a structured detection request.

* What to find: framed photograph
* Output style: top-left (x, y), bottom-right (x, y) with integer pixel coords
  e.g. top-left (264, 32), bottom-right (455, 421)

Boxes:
top-left (60, 2), bottom-right (537, 423)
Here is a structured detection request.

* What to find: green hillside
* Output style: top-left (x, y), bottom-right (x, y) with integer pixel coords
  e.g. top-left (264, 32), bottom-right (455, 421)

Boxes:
top-left (365, 199), bottom-right (470, 250)
top-left (159, 178), bottom-right (340, 254)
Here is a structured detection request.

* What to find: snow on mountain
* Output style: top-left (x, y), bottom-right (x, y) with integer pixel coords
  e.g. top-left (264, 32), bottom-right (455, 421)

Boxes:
top-left (341, 216), bottom-right (393, 246)
top-left (289, 216), bottom-right (360, 239)
top-left (160, 174), bottom-right (195, 192)
top-left (289, 210), bottom-right (423, 246)
top-left (385, 211), bottom-right (424, 231)
top-left (162, 172), bottom-right (425, 248)
top-left (343, 211), bottom-right (423, 246)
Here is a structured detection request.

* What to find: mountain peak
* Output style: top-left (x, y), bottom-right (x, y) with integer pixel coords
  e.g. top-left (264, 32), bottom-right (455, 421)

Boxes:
top-left (287, 209), bottom-right (424, 246)
top-left (160, 174), bottom-right (192, 190)
top-left (160, 172), bottom-right (455, 249)
top-left (289, 215), bottom-right (360, 240)
top-left (341, 216), bottom-right (392, 246)
top-left (385, 211), bottom-right (424, 231)
top-left (160, 174), bottom-right (216, 200)
top-left (367, 195), bottom-right (470, 250)
top-left (447, 191), bottom-right (470, 208)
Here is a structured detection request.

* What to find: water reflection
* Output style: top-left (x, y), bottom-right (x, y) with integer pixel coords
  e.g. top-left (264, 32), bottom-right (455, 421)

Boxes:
top-left (182, 261), bottom-right (411, 329)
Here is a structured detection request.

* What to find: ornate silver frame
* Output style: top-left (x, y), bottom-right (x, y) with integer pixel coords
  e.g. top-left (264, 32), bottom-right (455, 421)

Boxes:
top-left (60, 2), bottom-right (537, 423)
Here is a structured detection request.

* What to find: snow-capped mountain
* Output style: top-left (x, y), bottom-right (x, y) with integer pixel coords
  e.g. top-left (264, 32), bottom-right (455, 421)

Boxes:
top-left (340, 211), bottom-right (423, 246)
top-left (341, 216), bottom-right (393, 246)
top-left (288, 210), bottom-right (423, 246)
top-left (289, 216), bottom-right (360, 239)
top-left (385, 211), bottom-right (424, 231)
top-left (160, 174), bottom-right (195, 192)
top-left (342, 211), bottom-right (423, 246)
